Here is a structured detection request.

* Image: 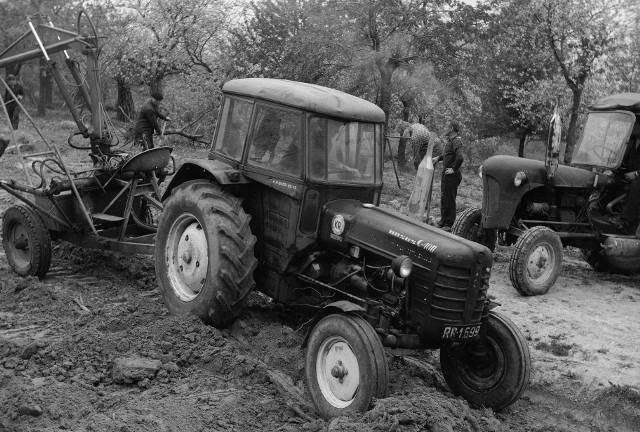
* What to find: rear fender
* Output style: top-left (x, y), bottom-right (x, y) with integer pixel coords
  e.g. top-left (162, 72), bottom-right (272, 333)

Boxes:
top-left (301, 300), bottom-right (366, 348)
top-left (162, 159), bottom-right (251, 200)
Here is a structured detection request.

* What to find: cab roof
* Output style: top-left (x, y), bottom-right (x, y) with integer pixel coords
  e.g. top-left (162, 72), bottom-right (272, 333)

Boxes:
top-left (222, 78), bottom-right (386, 123)
top-left (589, 93), bottom-right (640, 113)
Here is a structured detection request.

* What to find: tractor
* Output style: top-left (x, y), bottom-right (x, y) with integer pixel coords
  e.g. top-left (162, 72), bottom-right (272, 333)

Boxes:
top-left (0, 13), bottom-right (530, 419)
top-left (452, 93), bottom-right (640, 296)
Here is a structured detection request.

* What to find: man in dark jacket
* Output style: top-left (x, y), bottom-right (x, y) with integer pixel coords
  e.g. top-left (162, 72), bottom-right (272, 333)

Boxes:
top-left (437, 120), bottom-right (464, 231)
top-left (135, 91), bottom-right (171, 150)
top-left (4, 74), bottom-right (25, 130)
top-left (610, 121), bottom-right (640, 234)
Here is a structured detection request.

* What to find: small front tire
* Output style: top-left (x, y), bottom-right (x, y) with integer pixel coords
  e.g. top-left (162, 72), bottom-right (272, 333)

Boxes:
top-left (451, 207), bottom-right (497, 252)
top-left (509, 226), bottom-right (562, 296)
top-left (305, 314), bottom-right (388, 419)
top-left (440, 311), bottom-right (530, 411)
top-left (2, 205), bottom-right (51, 277)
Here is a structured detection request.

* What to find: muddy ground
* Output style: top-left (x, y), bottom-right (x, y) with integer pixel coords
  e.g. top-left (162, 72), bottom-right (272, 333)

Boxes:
top-left (0, 131), bottom-right (639, 432)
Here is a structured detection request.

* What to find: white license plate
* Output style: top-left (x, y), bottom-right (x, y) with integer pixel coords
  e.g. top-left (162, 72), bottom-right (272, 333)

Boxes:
top-left (441, 324), bottom-right (481, 340)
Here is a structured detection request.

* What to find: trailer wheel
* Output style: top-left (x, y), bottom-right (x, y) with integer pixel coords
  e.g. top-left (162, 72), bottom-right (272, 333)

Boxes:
top-left (509, 226), bottom-right (562, 296)
top-left (2, 205), bottom-right (51, 277)
top-left (305, 314), bottom-right (388, 419)
top-left (155, 181), bottom-right (257, 328)
top-left (451, 207), bottom-right (497, 252)
top-left (440, 311), bottom-right (530, 411)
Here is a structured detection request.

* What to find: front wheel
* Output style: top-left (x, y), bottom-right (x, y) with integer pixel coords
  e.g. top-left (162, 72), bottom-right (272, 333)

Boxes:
top-left (2, 205), bottom-right (52, 277)
top-left (305, 314), bottom-right (388, 419)
top-left (451, 207), bottom-right (497, 252)
top-left (440, 311), bottom-right (530, 411)
top-left (509, 226), bottom-right (562, 296)
top-left (155, 181), bottom-right (257, 328)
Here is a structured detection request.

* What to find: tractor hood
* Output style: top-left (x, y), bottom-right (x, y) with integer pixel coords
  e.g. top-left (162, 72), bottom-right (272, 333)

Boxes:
top-left (319, 200), bottom-right (492, 272)
top-left (482, 155), bottom-right (612, 189)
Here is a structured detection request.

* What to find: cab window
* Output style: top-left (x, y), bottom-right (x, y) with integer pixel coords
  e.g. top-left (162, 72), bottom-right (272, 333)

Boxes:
top-left (247, 106), bottom-right (303, 177)
top-left (309, 117), bottom-right (377, 183)
top-left (213, 97), bottom-right (253, 160)
top-left (573, 111), bottom-right (635, 168)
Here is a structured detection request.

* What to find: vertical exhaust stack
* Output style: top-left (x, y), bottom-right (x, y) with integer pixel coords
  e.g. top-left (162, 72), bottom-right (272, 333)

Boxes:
top-left (545, 100), bottom-right (563, 181)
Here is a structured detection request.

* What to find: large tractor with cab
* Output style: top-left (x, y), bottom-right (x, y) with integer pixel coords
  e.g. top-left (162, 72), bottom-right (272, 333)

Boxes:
top-left (0, 13), bottom-right (530, 419)
top-left (452, 94), bottom-right (640, 296)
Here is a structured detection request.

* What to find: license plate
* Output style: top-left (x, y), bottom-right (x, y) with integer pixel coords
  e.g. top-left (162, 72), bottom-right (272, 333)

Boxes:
top-left (441, 324), bottom-right (481, 340)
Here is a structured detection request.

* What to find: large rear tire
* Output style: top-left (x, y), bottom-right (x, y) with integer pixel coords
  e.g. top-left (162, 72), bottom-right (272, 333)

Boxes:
top-left (2, 205), bottom-right (51, 277)
top-left (509, 226), bottom-right (562, 296)
top-left (440, 311), bottom-right (530, 411)
top-left (155, 181), bottom-right (257, 328)
top-left (451, 207), bottom-right (497, 252)
top-left (305, 314), bottom-right (388, 419)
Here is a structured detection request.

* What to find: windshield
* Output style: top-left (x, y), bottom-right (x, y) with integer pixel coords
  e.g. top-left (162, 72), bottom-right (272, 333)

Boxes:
top-left (213, 97), bottom-right (253, 160)
top-left (572, 111), bottom-right (635, 168)
top-left (309, 117), bottom-right (380, 183)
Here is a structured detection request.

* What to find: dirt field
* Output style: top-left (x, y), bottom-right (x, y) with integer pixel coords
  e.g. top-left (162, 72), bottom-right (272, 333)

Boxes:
top-left (0, 126), bottom-right (639, 432)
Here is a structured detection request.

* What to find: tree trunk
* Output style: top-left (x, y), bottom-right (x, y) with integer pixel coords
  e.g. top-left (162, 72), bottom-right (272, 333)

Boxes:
top-left (148, 77), bottom-right (164, 98)
top-left (564, 88), bottom-right (583, 163)
top-left (116, 78), bottom-right (135, 122)
top-left (397, 98), bottom-right (414, 169)
top-left (37, 58), bottom-right (49, 117)
top-left (518, 128), bottom-right (530, 157)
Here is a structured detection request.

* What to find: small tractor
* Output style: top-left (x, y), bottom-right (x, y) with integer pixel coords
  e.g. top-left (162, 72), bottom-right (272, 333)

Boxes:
top-left (452, 94), bottom-right (640, 296)
top-left (0, 13), bottom-right (530, 419)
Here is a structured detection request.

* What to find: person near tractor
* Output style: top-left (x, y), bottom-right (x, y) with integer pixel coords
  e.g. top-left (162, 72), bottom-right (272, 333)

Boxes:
top-left (609, 121), bottom-right (640, 234)
top-left (134, 91), bottom-right (171, 150)
top-left (4, 74), bottom-right (25, 130)
top-left (436, 120), bottom-right (464, 231)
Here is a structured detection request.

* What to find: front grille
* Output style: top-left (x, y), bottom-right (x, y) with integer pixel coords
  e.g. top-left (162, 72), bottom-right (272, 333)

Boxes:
top-left (410, 263), bottom-right (489, 342)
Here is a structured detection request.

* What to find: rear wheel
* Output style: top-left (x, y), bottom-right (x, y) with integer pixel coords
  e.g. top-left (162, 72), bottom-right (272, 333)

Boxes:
top-left (451, 207), bottom-right (497, 252)
top-left (2, 205), bottom-right (51, 277)
top-left (509, 226), bottom-right (562, 296)
top-left (305, 314), bottom-right (388, 419)
top-left (440, 311), bottom-right (530, 411)
top-left (155, 181), bottom-right (257, 328)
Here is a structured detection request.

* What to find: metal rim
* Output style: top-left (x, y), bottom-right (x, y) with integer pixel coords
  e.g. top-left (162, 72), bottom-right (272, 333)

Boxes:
top-left (165, 213), bottom-right (209, 302)
top-left (6, 219), bottom-right (31, 270)
top-left (526, 242), bottom-right (556, 285)
top-left (316, 336), bottom-right (360, 409)
top-left (455, 337), bottom-right (505, 391)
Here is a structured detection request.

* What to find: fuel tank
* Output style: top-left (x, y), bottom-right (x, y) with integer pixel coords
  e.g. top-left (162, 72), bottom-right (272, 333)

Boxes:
top-left (319, 200), bottom-right (493, 346)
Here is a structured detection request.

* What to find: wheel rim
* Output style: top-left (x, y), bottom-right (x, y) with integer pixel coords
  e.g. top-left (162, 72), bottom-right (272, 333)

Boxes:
top-left (526, 242), bottom-right (556, 284)
top-left (456, 338), bottom-right (505, 391)
top-left (316, 336), bottom-right (360, 408)
top-left (7, 220), bottom-right (31, 269)
top-left (165, 213), bottom-right (209, 301)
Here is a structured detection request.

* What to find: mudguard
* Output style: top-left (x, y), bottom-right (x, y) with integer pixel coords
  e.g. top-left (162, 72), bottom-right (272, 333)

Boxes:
top-left (162, 158), bottom-right (251, 200)
top-left (301, 300), bottom-right (366, 347)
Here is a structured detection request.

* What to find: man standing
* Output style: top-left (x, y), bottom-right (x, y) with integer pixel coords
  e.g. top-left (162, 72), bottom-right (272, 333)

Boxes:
top-left (437, 120), bottom-right (464, 231)
top-left (4, 74), bottom-right (24, 130)
top-left (135, 91), bottom-right (171, 150)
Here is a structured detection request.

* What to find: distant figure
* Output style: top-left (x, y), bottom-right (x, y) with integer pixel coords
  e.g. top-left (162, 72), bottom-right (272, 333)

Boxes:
top-left (437, 120), bottom-right (464, 231)
top-left (135, 91), bottom-right (171, 150)
top-left (4, 74), bottom-right (24, 130)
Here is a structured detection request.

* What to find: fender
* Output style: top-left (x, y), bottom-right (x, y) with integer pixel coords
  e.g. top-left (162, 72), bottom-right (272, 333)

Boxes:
top-left (301, 300), bottom-right (366, 348)
top-left (162, 158), bottom-right (252, 200)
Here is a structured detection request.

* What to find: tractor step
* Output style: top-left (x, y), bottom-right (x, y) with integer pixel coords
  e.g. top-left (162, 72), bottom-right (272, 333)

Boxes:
top-left (91, 213), bottom-right (124, 223)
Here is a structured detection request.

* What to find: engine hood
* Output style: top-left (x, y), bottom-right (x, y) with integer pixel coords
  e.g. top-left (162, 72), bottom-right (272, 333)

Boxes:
top-left (319, 200), bottom-right (492, 272)
top-left (482, 155), bottom-right (612, 188)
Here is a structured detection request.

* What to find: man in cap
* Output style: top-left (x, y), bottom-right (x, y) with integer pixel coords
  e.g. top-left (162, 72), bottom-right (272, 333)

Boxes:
top-left (4, 74), bottom-right (25, 130)
top-left (437, 120), bottom-right (464, 231)
top-left (134, 91), bottom-right (171, 150)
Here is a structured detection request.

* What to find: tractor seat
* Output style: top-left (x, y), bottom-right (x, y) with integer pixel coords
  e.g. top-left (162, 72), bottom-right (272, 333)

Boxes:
top-left (119, 147), bottom-right (172, 173)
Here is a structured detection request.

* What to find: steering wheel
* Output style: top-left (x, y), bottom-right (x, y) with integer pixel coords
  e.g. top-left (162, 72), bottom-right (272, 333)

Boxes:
top-left (592, 145), bottom-right (615, 162)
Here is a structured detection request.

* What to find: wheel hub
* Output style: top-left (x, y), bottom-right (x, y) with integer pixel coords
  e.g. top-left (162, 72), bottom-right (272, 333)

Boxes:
top-left (14, 234), bottom-right (28, 250)
top-left (527, 244), bottom-right (553, 282)
top-left (166, 215), bottom-right (209, 302)
top-left (317, 337), bottom-right (360, 408)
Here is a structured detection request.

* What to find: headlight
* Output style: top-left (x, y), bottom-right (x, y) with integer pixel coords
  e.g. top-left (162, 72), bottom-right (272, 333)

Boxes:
top-left (514, 171), bottom-right (527, 187)
top-left (478, 165), bottom-right (483, 178)
top-left (391, 255), bottom-right (413, 278)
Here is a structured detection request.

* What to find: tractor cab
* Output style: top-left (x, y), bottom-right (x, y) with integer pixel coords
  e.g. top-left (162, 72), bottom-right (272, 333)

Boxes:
top-left (572, 97), bottom-right (638, 171)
